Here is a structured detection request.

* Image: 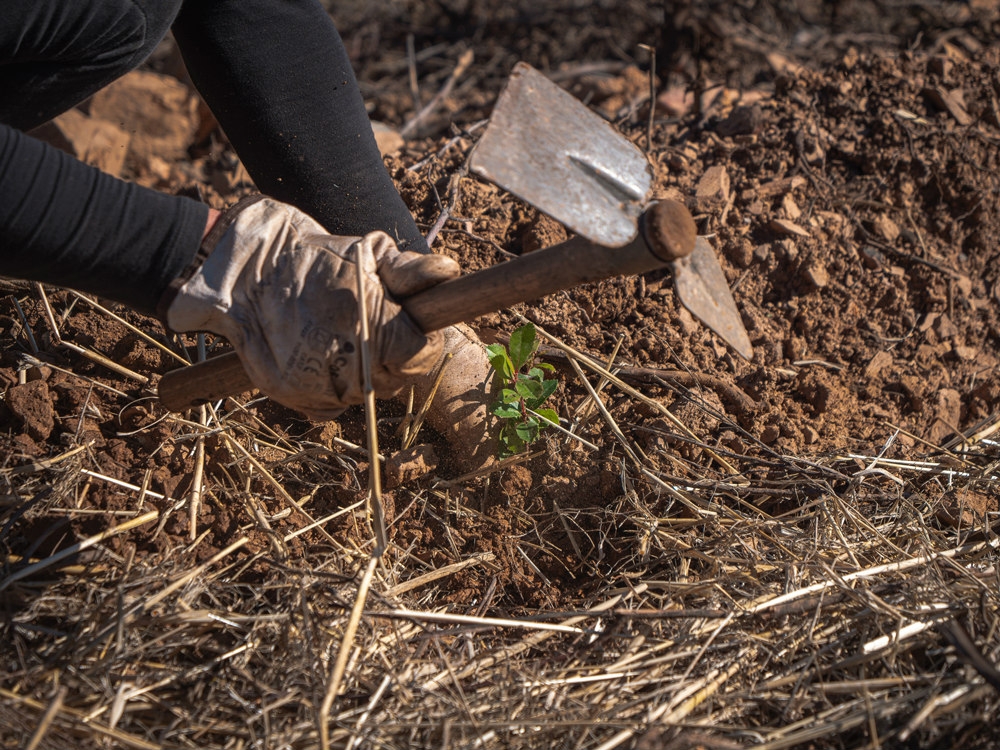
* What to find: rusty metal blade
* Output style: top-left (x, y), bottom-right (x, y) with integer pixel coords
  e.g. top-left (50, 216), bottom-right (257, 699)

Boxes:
top-left (672, 237), bottom-right (753, 360)
top-left (469, 62), bottom-right (651, 247)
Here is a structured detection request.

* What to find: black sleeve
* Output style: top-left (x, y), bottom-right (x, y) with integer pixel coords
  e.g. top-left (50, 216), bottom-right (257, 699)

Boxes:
top-left (172, 0), bottom-right (428, 253)
top-left (0, 123), bottom-right (207, 315)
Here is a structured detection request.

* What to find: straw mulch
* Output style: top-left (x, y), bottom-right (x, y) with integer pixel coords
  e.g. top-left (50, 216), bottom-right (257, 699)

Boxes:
top-left (1, 296), bottom-right (997, 748)
top-left (4, 2), bottom-right (1000, 747)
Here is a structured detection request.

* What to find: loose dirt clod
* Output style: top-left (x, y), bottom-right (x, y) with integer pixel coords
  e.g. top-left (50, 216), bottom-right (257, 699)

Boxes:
top-left (5, 380), bottom-right (55, 441)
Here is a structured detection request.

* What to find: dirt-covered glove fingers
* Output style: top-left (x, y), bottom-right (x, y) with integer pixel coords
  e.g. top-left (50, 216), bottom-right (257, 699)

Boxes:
top-left (399, 322), bottom-right (496, 473)
top-left (347, 232), bottom-right (447, 395)
top-left (378, 250), bottom-right (461, 299)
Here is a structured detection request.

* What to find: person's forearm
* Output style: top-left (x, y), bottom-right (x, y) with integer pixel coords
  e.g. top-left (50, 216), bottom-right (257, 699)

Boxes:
top-left (0, 123), bottom-right (206, 315)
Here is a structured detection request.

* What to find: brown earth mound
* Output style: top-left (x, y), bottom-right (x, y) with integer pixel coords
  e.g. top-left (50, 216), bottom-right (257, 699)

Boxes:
top-left (2, 2), bottom-right (999, 748)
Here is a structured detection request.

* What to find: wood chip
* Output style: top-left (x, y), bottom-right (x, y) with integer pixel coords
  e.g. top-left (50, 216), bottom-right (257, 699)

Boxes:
top-left (923, 87), bottom-right (972, 126)
top-left (753, 175), bottom-right (806, 199)
top-left (769, 218), bottom-right (810, 237)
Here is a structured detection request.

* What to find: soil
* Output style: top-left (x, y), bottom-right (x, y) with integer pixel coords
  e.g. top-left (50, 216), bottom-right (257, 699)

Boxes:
top-left (3, 0), bottom-right (1000, 597)
top-left (2, 2), bottom-right (1000, 746)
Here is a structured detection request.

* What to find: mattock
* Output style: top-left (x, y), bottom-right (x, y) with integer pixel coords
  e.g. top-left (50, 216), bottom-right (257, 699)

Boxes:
top-left (157, 63), bottom-right (751, 412)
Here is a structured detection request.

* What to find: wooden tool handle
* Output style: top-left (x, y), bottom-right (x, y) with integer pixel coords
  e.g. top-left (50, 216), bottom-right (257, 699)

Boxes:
top-left (158, 203), bottom-right (689, 411)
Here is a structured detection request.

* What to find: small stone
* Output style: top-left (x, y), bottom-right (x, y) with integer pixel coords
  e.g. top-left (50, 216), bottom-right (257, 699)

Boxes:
top-left (859, 245), bottom-right (886, 270)
top-left (928, 388), bottom-right (962, 444)
top-left (872, 214), bottom-right (900, 242)
top-left (675, 305), bottom-right (700, 337)
top-left (722, 435), bottom-right (746, 454)
top-left (955, 275), bottom-right (973, 298)
top-left (803, 261), bottom-right (829, 289)
top-left (658, 85), bottom-right (695, 117)
top-left (803, 425), bottom-right (820, 445)
top-left (695, 166), bottom-right (730, 211)
top-left (24, 365), bottom-right (52, 382)
top-left (935, 314), bottom-right (959, 339)
top-left (954, 345), bottom-right (978, 360)
top-left (918, 311), bottom-right (940, 332)
top-left (777, 238), bottom-right (798, 262)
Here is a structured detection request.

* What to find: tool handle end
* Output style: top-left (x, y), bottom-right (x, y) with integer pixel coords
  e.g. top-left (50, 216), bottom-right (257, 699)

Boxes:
top-left (642, 199), bottom-right (697, 262)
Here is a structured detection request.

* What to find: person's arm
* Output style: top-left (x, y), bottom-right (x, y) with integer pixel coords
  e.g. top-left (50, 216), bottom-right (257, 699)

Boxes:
top-left (172, 0), bottom-right (428, 253)
top-left (0, 123), bottom-right (207, 314)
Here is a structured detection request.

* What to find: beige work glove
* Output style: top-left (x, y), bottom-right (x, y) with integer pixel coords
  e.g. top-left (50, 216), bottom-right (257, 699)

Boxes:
top-left (161, 196), bottom-right (460, 420)
top-left (407, 323), bottom-right (497, 473)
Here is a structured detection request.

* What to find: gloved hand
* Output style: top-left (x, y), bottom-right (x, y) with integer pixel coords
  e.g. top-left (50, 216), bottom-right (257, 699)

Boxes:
top-left (160, 196), bottom-right (460, 420)
top-left (406, 323), bottom-right (497, 473)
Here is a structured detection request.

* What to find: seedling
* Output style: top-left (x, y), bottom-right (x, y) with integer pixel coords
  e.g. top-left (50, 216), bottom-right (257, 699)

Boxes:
top-left (486, 323), bottom-right (560, 456)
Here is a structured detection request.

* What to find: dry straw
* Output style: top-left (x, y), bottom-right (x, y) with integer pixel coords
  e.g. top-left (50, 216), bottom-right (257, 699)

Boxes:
top-left (1, 283), bottom-right (998, 746)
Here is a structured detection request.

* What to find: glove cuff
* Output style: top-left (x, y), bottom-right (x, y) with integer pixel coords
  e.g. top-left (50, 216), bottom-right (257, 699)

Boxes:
top-left (156, 194), bottom-right (266, 326)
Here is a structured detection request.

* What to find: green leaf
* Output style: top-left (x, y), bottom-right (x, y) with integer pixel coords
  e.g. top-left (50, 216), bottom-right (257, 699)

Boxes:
top-left (515, 418), bottom-right (540, 444)
top-left (535, 362), bottom-right (556, 373)
top-left (525, 377), bottom-right (558, 409)
top-left (491, 402), bottom-right (521, 419)
top-left (527, 367), bottom-right (546, 381)
top-left (534, 408), bottom-right (560, 427)
top-left (499, 424), bottom-right (526, 455)
top-left (515, 378), bottom-right (544, 402)
top-left (499, 388), bottom-right (520, 404)
top-left (486, 343), bottom-right (514, 381)
top-left (508, 323), bottom-right (538, 371)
